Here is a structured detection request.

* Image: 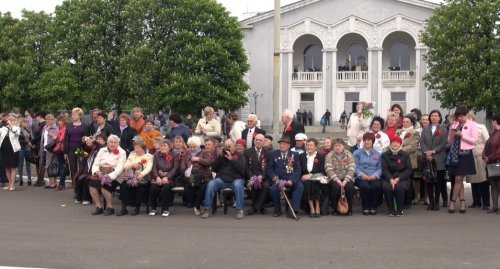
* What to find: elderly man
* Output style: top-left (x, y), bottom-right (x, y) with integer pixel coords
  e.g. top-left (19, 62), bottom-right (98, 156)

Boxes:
top-left (268, 136), bottom-right (302, 218)
top-left (281, 109), bottom-right (305, 148)
top-left (291, 133), bottom-right (307, 154)
top-left (202, 139), bottom-right (246, 219)
top-left (241, 114), bottom-right (266, 149)
top-left (244, 134), bottom-right (270, 215)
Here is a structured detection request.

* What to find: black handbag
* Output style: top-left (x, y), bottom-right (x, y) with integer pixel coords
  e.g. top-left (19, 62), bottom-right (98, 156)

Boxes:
top-left (45, 141), bottom-right (57, 152)
top-left (27, 150), bottom-right (40, 164)
top-left (188, 173), bottom-right (204, 188)
top-left (487, 163), bottom-right (500, 180)
top-left (422, 159), bottom-right (438, 183)
top-left (47, 163), bottom-right (60, 177)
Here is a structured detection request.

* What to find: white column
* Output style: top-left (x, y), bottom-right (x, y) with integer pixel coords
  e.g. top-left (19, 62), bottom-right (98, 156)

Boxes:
top-left (331, 49), bottom-right (338, 117)
top-left (414, 47), bottom-right (421, 112)
top-left (287, 51), bottom-right (293, 111)
top-left (377, 47), bottom-right (383, 116)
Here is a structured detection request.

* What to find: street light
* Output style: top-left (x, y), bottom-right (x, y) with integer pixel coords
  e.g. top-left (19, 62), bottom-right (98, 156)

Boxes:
top-left (249, 91), bottom-right (263, 114)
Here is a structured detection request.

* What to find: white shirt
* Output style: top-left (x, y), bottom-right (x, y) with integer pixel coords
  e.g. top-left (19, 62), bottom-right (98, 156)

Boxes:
top-left (246, 128), bottom-right (255, 149)
top-left (306, 152), bottom-right (317, 173)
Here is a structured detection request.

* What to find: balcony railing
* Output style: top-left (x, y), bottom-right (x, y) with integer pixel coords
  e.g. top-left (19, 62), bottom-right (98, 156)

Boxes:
top-left (382, 71), bottom-right (415, 81)
top-left (292, 72), bottom-right (323, 82)
top-left (337, 71), bottom-right (368, 81)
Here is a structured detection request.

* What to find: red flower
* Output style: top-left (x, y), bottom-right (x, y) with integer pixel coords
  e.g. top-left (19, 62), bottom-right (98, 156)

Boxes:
top-left (253, 133), bottom-right (256, 138)
top-left (342, 159), bottom-right (349, 165)
top-left (397, 159), bottom-right (401, 164)
top-left (165, 155), bottom-right (173, 162)
top-left (314, 158), bottom-right (319, 163)
top-left (286, 125), bottom-right (292, 132)
top-left (149, 133), bottom-right (154, 138)
top-left (112, 149), bottom-right (119, 155)
top-left (140, 159), bottom-right (147, 165)
top-left (231, 154), bottom-right (239, 160)
top-left (464, 126), bottom-right (468, 130)
top-left (404, 132), bottom-right (411, 138)
top-left (435, 129), bottom-right (442, 137)
top-left (373, 156), bottom-right (379, 161)
top-left (375, 133), bottom-right (381, 139)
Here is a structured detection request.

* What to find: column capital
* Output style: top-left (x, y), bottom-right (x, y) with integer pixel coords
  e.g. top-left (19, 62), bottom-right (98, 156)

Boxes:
top-left (322, 48), bottom-right (337, 52)
top-left (281, 50), bottom-right (294, 54)
top-left (368, 47), bottom-right (383, 51)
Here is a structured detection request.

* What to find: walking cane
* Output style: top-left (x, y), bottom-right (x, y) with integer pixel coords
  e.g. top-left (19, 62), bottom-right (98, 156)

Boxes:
top-left (281, 189), bottom-right (299, 221)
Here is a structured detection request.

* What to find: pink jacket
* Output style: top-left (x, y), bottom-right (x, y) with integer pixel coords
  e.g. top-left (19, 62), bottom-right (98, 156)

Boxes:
top-left (448, 119), bottom-right (478, 150)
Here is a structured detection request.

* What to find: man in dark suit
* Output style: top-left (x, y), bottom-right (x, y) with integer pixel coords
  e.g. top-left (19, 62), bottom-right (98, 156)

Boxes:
top-left (31, 111), bottom-right (47, 187)
top-left (244, 134), bottom-right (270, 215)
top-left (241, 114), bottom-right (266, 149)
top-left (268, 136), bottom-right (303, 218)
top-left (281, 109), bottom-right (305, 148)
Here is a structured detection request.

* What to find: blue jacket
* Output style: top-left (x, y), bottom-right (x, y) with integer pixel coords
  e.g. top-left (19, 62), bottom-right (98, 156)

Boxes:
top-left (266, 150), bottom-right (301, 183)
top-left (167, 123), bottom-right (190, 143)
top-left (353, 148), bottom-right (382, 179)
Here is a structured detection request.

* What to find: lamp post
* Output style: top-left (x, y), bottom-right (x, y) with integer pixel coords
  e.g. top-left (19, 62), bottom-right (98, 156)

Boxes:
top-left (249, 92), bottom-right (263, 114)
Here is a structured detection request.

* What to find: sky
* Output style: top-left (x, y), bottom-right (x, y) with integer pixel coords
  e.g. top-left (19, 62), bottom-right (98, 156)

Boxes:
top-left (1, 0), bottom-right (301, 19)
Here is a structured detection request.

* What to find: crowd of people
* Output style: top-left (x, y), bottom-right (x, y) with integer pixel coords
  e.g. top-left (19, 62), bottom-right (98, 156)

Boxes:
top-left (1, 104), bottom-right (499, 220)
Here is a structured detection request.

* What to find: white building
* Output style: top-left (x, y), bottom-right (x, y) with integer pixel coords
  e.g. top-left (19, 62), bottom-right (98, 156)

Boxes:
top-left (241, 0), bottom-right (445, 128)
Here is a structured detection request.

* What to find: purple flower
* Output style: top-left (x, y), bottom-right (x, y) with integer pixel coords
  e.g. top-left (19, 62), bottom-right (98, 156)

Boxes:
top-left (101, 174), bottom-right (113, 186)
top-left (127, 177), bottom-right (138, 187)
top-left (367, 103), bottom-right (374, 109)
top-left (251, 176), bottom-right (261, 190)
top-left (278, 180), bottom-right (287, 191)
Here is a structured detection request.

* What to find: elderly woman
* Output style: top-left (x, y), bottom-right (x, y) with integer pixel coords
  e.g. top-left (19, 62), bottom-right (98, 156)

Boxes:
top-left (447, 107), bottom-right (478, 214)
top-left (39, 114), bottom-right (59, 189)
top-left (466, 112), bottom-right (490, 210)
top-left (366, 116), bottom-right (390, 153)
top-left (115, 113), bottom-right (137, 155)
top-left (354, 132), bottom-right (382, 215)
top-left (483, 113), bottom-right (500, 214)
top-left (347, 102), bottom-right (371, 146)
top-left (149, 138), bottom-right (179, 217)
top-left (194, 106), bottom-right (222, 144)
top-left (300, 138), bottom-right (326, 218)
top-left (382, 136), bottom-right (412, 216)
top-left (88, 135), bottom-right (127, 216)
top-left (320, 137), bottom-right (333, 156)
top-left (397, 115), bottom-right (421, 204)
top-left (75, 134), bottom-right (107, 205)
top-left (325, 138), bottom-right (356, 216)
top-left (139, 119), bottom-right (161, 152)
top-left (118, 139), bottom-right (153, 216)
top-left (0, 115), bottom-right (21, 191)
top-left (181, 136), bottom-right (214, 215)
top-left (64, 108), bottom-right (89, 190)
top-left (130, 107), bottom-right (146, 134)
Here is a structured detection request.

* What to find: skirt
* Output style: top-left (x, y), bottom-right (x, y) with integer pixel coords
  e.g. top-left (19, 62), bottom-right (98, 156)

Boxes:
top-left (304, 180), bottom-right (321, 200)
top-left (0, 137), bottom-right (19, 168)
top-left (448, 150), bottom-right (476, 176)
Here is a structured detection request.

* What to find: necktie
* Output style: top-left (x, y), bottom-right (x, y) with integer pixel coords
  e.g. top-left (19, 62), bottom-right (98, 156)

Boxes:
top-left (282, 153), bottom-right (286, 160)
top-left (257, 149), bottom-right (261, 158)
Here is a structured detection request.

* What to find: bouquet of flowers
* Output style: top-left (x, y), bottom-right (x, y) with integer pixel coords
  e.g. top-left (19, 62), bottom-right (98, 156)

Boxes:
top-left (278, 180), bottom-right (287, 191)
top-left (250, 176), bottom-right (262, 190)
top-left (362, 101), bottom-right (376, 118)
top-left (75, 148), bottom-right (89, 159)
top-left (100, 174), bottom-right (113, 187)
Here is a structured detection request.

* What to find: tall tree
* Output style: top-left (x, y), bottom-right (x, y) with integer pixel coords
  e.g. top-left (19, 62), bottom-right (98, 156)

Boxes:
top-left (421, 0), bottom-right (500, 116)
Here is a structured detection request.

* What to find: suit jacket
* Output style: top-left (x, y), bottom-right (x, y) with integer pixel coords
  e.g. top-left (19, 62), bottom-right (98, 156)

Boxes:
top-left (381, 150), bottom-right (412, 190)
top-left (241, 127), bottom-right (266, 148)
top-left (244, 147), bottom-right (269, 180)
top-left (420, 124), bottom-right (448, 171)
top-left (115, 126), bottom-right (137, 155)
top-left (299, 152), bottom-right (325, 175)
top-left (267, 150), bottom-right (301, 183)
top-left (282, 121), bottom-right (305, 148)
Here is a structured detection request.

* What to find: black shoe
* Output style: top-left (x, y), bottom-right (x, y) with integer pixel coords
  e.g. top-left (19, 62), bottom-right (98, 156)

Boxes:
top-left (309, 213), bottom-right (315, 218)
top-left (104, 208), bottom-right (115, 216)
top-left (116, 209), bottom-right (128, 216)
top-left (286, 211), bottom-right (298, 219)
top-left (468, 204), bottom-right (480, 208)
top-left (346, 211), bottom-right (352, 216)
top-left (315, 213), bottom-right (321, 218)
top-left (27, 179), bottom-right (32, 186)
top-left (363, 210), bottom-right (369, 215)
top-left (34, 180), bottom-right (44, 187)
top-left (273, 211), bottom-right (282, 217)
top-left (482, 206), bottom-right (489, 210)
top-left (259, 208), bottom-right (268, 215)
top-left (246, 208), bottom-right (258, 215)
top-left (442, 202), bottom-right (448, 208)
top-left (432, 206), bottom-right (440, 211)
top-left (20, 180), bottom-right (23, 186)
top-left (91, 207), bottom-right (104, 215)
top-left (129, 207), bottom-right (140, 216)
top-left (331, 210), bottom-right (338, 216)
top-left (187, 204), bottom-right (194, 209)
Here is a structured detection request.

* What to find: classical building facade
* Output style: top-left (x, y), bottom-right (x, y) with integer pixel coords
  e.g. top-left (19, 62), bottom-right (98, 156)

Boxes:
top-left (241, 0), bottom-right (444, 127)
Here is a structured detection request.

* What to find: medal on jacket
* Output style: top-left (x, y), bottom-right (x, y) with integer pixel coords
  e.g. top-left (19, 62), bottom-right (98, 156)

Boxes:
top-left (286, 155), bottom-right (294, 174)
top-left (260, 153), bottom-right (267, 171)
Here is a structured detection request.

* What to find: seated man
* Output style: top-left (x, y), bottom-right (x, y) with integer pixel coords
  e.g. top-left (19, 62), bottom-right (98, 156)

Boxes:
top-left (244, 134), bottom-right (270, 215)
top-left (268, 136), bottom-right (302, 218)
top-left (201, 139), bottom-right (246, 219)
top-left (291, 133), bottom-right (307, 154)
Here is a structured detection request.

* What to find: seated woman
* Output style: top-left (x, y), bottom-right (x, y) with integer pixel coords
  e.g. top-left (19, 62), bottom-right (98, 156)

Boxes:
top-left (149, 138), bottom-right (179, 217)
top-left (75, 133), bottom-right (107, 205)
top-left (299, 138), bottom-right (326, 218)
top-left (88, 135), bottom-right (127, 216)
top-left (118, 139), bottom-right (153, 216)
top-left (354, 133), bottom-right (383, 215)
top-left (172, 135), bottom-right (188, 205)
top-left (181, 136), bottom-right (214, 215)
top-left (325, 138), bottom-right (356, 216)
top-left (319, 137), bottom-right (333, 156)
top-left (382, 136), bottom-right (412, 216)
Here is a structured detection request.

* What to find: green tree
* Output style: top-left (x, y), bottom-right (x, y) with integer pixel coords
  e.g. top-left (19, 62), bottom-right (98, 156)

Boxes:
top-left (421, 0), bottom-right (500, 116)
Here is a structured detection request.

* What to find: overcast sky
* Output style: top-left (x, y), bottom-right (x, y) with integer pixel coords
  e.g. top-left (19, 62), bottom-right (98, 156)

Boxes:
top-left (1, 0), bottom-right (300, 19)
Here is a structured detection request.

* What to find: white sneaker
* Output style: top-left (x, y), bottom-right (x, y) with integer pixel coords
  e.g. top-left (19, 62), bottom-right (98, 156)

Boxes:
top-left (74, 200), bottom-right (82, 204)
top-left (161, 210), bottom-right (170, 217)
top-left (149, 210), bottom-right (156, 216)
top-left (82, 201), bottom-right (90, 205)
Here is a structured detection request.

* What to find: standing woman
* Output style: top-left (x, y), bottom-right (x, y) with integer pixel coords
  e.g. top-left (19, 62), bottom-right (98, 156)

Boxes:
top-left (466, 112), bottom-right (490, 210)
top-left (483, 113), bottom-right (500, 214)
top-left (194, 106), bottom-right (222, 144)
top-left (139, 119), bottom-right (161, 152)
top-left (447, 107), bottom-right (478, 214)
top-left (384, 113), bottom-right (399, 140)
top-left (420, 114), bottom-right (430, 129)
top-left (18, 118), bottom-right (32, 186)
top-left (398, 115), bottom-right (421, 204)
top-left (389, 104), bottom-right (404, 129)
top-left (64, 108), bottom-right (89, 190)
top-left (300, 138), bottom-right (326, 218)
top-left (420, 110), bottom-right (448, 210)
top-left (346, 102), bottom-right (371, 147)
top-left (39, 114), bottom-right (59, 189)
top-left (0, 115), bottom-right (21, 191)
top-left (55, 114), bottom-right (68, 190)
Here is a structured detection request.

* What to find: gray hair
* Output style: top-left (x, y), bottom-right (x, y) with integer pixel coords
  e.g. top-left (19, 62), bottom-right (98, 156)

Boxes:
top-left (247, 114), bottom-right (258, 121)
top-left (282, 109), bottom-right (294, 119)
top-left (187, 136), bottom-right (201, 148)
top-left (107, 134), bottom-right (121, 144)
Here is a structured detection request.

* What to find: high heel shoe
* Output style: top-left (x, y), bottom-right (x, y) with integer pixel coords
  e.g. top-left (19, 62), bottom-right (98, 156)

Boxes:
top-left (448, 199), bottom-right (456, 214)
top-left (459, 199), bottom-right (466, 214)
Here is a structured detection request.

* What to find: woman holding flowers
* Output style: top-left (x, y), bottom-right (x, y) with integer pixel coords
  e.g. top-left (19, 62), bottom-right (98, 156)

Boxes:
top-left (347, 102), bottom-right (374, 147)
top-left (64, 108), bottom-right (89, 191)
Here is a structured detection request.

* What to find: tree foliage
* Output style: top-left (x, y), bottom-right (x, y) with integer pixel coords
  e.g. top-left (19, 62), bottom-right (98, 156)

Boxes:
top-left (0, 0), bottom-right (249, 114)
top-left (421, 0), bottom-right (500, 115)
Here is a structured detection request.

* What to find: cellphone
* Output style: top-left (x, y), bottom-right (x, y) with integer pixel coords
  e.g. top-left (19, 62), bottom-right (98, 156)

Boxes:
top-left (450, 128), bottom-right (458, 132)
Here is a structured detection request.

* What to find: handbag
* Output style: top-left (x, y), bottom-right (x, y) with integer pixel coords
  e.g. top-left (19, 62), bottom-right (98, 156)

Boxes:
top-left (188, 173), bottom-right (204, 188)
top-left (52, 140), bottom-right (64, 154)
top-left (422, 159), bottom-right (438, 183)
top-left (45, 140), bottom-right (57, 152)
top-left (336, 188), bottom-right (349, 214)
top-left (487, 163), bottom-right (500, 180)
top-left (47, 163), bottom-right (60, 177)
top-left (27, 150), bottom-right (40, 164)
